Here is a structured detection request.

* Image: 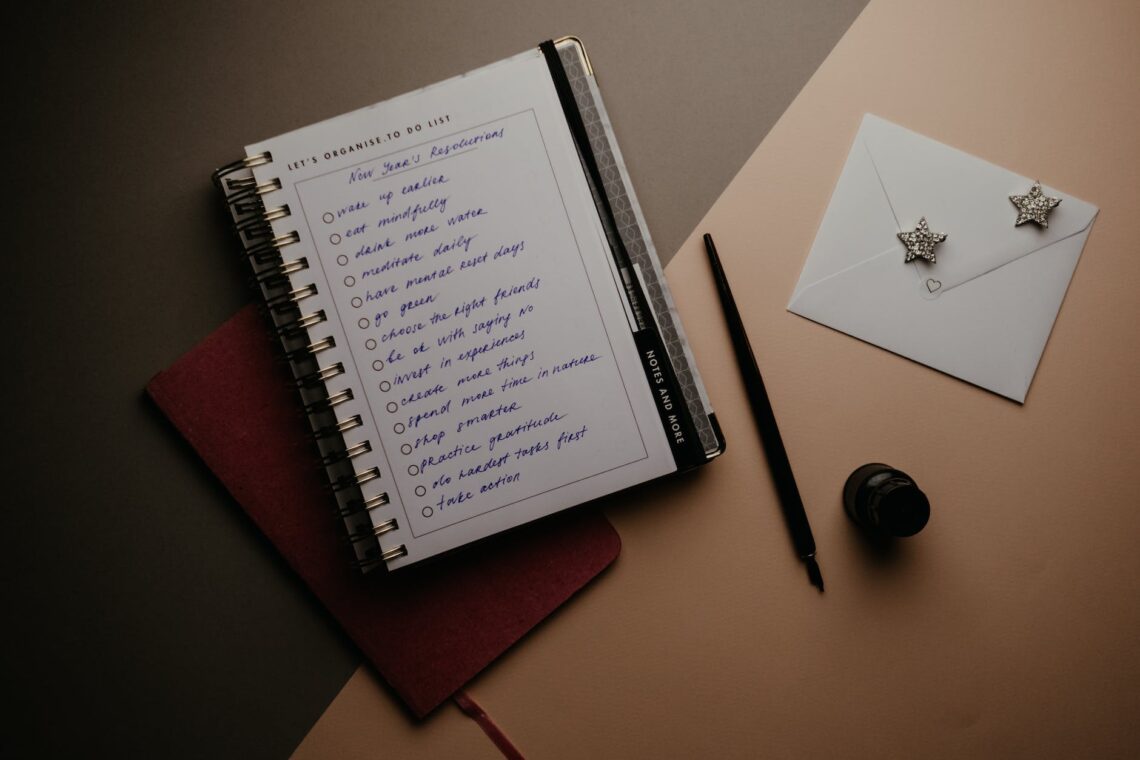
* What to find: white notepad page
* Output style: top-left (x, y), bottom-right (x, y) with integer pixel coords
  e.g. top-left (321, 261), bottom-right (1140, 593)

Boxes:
top-left (248, 49), bottom-right (674, 566)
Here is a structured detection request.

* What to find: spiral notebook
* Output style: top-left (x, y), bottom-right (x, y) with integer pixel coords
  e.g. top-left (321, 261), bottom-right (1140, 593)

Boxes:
top-left (214, 38), bottom-right (723, 571)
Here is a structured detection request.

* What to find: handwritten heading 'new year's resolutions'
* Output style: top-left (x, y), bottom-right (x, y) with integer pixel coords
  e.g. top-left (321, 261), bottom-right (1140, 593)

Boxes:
top-left (295, 111), bottom-right (649, 536)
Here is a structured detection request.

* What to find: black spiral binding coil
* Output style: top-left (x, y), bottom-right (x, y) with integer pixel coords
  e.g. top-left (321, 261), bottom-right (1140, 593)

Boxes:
top-left (213, 152), bottom-right (407, 570)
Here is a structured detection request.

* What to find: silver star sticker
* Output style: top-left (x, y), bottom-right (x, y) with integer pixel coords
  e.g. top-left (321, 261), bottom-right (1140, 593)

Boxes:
top-left (897, 217), bottom-right (947, 263)
top-left (1010, 181), bottom-right (1061, 228)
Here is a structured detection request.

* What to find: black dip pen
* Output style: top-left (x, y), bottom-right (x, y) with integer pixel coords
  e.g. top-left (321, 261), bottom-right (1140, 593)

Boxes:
top-left (703, 233), bottom-right (824, 592)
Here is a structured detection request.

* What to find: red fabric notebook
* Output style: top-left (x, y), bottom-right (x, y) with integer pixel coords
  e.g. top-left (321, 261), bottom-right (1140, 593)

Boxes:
top-left (147, 305), bottom-right (621, 717)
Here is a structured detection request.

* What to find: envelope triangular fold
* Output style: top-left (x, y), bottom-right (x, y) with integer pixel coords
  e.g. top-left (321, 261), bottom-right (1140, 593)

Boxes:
top-left (860, 115), bottom-right (1096, 293)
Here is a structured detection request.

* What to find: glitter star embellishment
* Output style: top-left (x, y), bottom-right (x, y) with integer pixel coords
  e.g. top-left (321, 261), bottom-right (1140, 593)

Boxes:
top-left (897, 217), bottom-right (947, 264)
top-left (1010, 181), bottom-right (1061, 228)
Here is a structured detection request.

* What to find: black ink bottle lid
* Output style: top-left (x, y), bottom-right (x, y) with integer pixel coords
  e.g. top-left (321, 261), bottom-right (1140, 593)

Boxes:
top-left (843, 463), bottom-right (929, 538)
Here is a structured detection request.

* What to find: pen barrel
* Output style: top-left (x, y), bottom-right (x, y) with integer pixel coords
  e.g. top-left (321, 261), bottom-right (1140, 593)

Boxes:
top-left (740, 355), bottom-right (815, 558)
top-left (704, 235), bottom-right (816, 559)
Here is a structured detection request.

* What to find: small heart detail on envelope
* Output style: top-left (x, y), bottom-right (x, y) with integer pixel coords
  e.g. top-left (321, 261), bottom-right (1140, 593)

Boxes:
top-left (925, 278), bottom-right (941, 293)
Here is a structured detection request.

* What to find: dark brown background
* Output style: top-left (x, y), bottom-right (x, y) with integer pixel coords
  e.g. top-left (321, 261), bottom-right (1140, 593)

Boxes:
top-left (6, 1), bottom-right (866, 756)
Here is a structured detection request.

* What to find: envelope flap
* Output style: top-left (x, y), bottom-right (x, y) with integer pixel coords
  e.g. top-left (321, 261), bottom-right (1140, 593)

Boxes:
top-left (861, 114), bottom-right (1098, 292)
top-left (790, 118), bottom-right (901, 299)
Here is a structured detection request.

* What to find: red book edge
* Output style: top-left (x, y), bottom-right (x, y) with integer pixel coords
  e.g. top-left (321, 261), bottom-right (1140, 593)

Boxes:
top-left (146, 305), bottom-right (621, 717)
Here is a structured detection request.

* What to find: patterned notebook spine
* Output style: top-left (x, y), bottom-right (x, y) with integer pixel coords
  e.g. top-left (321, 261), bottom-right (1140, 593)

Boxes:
top-left (212, 154), bottom-right (406, 570)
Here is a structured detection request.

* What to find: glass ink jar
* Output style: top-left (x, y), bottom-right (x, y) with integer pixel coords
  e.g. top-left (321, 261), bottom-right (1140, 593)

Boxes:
top-left (843, 463), bottom-right (929, 538)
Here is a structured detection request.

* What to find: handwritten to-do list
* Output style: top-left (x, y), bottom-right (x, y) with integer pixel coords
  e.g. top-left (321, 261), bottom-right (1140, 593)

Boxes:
top-left (295, 109), bottom-right (650, 536)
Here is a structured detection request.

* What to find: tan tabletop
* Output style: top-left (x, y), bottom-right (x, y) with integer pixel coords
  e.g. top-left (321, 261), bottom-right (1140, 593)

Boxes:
top-left (296, 0), bottom-right (1140, 756)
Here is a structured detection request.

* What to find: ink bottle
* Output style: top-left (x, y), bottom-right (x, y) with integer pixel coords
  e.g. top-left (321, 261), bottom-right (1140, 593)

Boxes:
top-left (843, 463), bottom-right (929, 538)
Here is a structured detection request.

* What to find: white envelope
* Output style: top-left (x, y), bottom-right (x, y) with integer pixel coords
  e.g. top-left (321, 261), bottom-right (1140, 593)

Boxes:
top-left (788, 114), bottom-right (1098, 403)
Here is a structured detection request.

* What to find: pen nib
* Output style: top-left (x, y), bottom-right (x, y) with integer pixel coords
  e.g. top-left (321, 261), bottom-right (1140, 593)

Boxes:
top-left (805, 556), bottom-right (824, 593)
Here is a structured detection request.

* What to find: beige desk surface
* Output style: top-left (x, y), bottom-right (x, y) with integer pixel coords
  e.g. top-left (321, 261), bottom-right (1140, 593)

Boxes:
top-left (296, 0), bottom-right (1140, 757)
